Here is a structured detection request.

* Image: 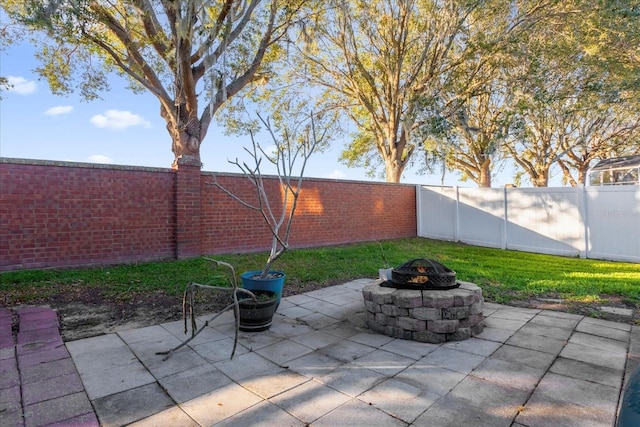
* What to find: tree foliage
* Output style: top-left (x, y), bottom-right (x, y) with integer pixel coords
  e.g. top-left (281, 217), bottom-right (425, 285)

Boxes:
top-left (1, 0), bottom-right (303, 167)
top-left (269, 0), bottom-right (487, 183)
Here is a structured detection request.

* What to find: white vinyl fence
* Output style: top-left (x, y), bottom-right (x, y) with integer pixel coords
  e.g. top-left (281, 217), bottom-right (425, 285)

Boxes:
top-left (416, 185), bottom-right (640, 263)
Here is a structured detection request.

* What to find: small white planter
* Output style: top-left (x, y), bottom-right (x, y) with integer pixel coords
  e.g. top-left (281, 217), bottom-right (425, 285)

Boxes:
top-left (378, 268), bottom-right (393, 281)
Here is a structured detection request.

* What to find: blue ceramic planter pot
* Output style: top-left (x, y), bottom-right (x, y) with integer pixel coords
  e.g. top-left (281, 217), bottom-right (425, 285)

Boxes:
top-left (240, 270), bottom-right (286, 307)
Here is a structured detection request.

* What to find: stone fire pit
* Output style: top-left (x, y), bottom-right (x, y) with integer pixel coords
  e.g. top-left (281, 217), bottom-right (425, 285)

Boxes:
top-left (362, 281), bottom-right (484, 343)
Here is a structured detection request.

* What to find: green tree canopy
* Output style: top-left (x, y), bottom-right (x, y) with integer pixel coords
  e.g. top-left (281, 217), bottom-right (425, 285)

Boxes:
top-left (1, 0), bottom-right (303, 167)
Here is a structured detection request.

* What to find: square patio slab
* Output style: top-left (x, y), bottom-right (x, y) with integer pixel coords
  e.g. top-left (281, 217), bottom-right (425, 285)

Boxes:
top-left (517, 385), bottom-right (616, 427)
top-left (351, 348), bottom-right (415, 376)
top-left (264, 318), bottom-right (315, 338)
top-left (20, 357), bottom-right (78, 385)
top-left (472, 357), bottom-right (545, 392)
top-left (347, 332), bottom-right (395, 348)
top-left (320, 319), bottom-right (365, 339)
top-left (17, 346), bottom-right (69, 369)
top-left (474, 326), bottom-right (516, 343)
top-left (442, 337), bottom-right (502, 357)
top-left (318, 340), bottom-right (376, 363)
top-left (191, 338), bottom-right (250, 363)
top-left (413, 392), bottom-right (515, 427)
top-left (549, 357), bottom-right (623, 388)
top-left (128, 406), bottom-right (198, 427)
top-left (529, 314), bottom-right (580, 329)
top-left (517, 323), bottom-right (574, 340)
top-left (487, 309), bottom-right (537, 322)
top-left (313, 399), bottom-right (406, 427)
top-left (395, 363), bottom-right (466, 396)
top-left (118, 325), bottom-right (177, 345)
top-left (379, 338), bottom-right (439, 359)
top-left (315, 363), bottom-right (387, 397)
top-left (236, 330), bottom-right (286, 351)
top-left (505, 330), bottom-right (566, 355)
top-left (180, 382), bottom-right (262, 426)
top-left (22, 371), bottom-right (85, 405)
top-left (575, 321), bottom-right (630, 342)
top-left (79, 359), bottom-right (156, 401)
top-left (157, 363), bottom-right (232, 403)
top-left (421, 346), bottom-right (486, 375)
top-left (298, 312), bottom-right (342, 329)
top-left (530, 372), bottom-right (619, 413)
top-left (213, 400), bottom-right (307, 427)
top-left (214, 351), bottom-right (280, 381)
top-left (358, 377), bottom-right (441, 423)
top-left (568, 331), bottom-right (628, 354)
top-left (483, 317), bottom-right (528, 331)
top-left (268, 380), bottom-right (351, 424)
top-left (128, 337), bottom-right (209, 380)
top-left (490, 344), bottom-right (557, 371)
top-left (448, 376), bottom-right (530, 420)
top-left (560, 342), bottom-right (627, 372)
top-left (290, 330), bottom-right (344, 350)
top-left (92, 383), bottom-right (174, 427)
top-left (581, 316), bottom-right (632, 331)
top-left (23, 391), bottom-right (93, 427)
top-left (254, 339), bottom-right (315, 366)
top-left (237, 368), bottom-right (310, 399)
top-left (285, 351), bottom-right (345, 379)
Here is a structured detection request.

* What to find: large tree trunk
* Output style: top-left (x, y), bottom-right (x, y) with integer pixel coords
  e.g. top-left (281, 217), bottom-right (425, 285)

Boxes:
top-left (478, 160), bottom-right (492, 187)
top-left (384, 160), bottom-right (405, 183)
top-left (161, 104), bottom-right (203, 168)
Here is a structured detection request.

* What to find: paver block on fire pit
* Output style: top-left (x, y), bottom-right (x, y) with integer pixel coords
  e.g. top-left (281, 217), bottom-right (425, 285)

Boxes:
top-left (397, 317), bottom-right (427, 332)
top-left (458, 281), bottom-right (482, 295)
top-left (369, 286), bottom-right (396, 305)
top-left (364, 301), bottom-right (381, 313)
top-left (411, 307), bottom-right (441, 321)
top-left (428, 319), bottom-right (459, 334)
top-left (447, 328), bottom-right (472, 341)
top-left (442, 306), bottom-right (470, 320)
top-left (422, 292), bottom-right (455, 308)
top-left (449, 289), bottom-right (479, 306)
top-left (392, 290), bottom-right (424, 308)
top-left (469, 301), bottom-right (483, 315)
top-left (413, 330), bottom-right (447, 344)
top-left (381, 304), bottom-right (408, 317)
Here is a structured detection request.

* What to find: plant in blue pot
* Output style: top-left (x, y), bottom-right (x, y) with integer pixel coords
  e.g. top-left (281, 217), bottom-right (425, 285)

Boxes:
top-left (212, 113), bottom-right (324, 310)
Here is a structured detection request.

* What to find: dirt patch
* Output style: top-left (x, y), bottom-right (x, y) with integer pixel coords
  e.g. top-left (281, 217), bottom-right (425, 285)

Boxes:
top-left (6, 281), bottom-right (336, 341)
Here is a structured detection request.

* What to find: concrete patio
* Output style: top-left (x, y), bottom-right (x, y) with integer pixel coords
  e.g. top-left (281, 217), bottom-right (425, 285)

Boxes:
top-left (3, 278), bottom-right (640, 426)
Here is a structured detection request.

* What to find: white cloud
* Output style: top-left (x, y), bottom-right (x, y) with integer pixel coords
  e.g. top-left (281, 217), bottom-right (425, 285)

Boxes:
top-left (327, 170), bottom-right (346, 179)
top-left (45, 105), bottom-right (74, 116)
top-left (90, 109), bottom-right (151, 130)
top-left (6, 76), bottom-right (37, 95)
top-left (87, 154), bottom-right (113, 164)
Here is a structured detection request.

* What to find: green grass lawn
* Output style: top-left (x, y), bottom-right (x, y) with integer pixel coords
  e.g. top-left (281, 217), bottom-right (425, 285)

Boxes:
top-left (2, 237), bottom-right (639, 310)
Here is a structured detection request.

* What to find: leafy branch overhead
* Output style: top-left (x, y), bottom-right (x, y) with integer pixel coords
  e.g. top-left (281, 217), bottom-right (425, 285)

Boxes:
top-left (1, 0), bottom-right (305, 166)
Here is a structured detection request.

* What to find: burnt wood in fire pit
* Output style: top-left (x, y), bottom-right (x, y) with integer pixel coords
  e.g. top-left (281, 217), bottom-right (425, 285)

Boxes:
top-left (383, 258), bottom-right (459, 290)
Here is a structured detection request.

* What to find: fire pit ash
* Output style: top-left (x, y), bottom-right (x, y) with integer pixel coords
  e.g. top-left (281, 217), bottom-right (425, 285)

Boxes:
top-left (382, 258), bottom-right (459, 290)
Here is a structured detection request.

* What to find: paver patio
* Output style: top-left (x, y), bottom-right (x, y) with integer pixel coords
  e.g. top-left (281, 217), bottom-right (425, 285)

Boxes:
top-left (2, 278), bottom-right (640, 426)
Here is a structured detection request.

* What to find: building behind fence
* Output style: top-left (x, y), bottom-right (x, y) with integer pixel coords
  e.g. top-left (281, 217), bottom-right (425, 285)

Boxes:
top-left (0, 158), bottom-right (417, 272)
top-left (417, 185), bottom-right (640, 263)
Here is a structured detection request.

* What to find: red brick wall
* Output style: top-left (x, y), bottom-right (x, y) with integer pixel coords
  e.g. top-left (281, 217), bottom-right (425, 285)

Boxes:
top-left (0, 159), bottom-right (416, 271)
top-left (200, 173), bottom-right (417, 254)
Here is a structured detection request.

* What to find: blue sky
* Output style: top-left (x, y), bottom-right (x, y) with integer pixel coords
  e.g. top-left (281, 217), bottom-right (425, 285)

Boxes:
top-left (0, 39), bottom-right (518, 187)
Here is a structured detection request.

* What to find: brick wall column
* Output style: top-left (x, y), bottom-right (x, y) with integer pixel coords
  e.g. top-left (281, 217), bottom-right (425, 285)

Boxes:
top-left (175, 156), bottom-right (203, 259)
